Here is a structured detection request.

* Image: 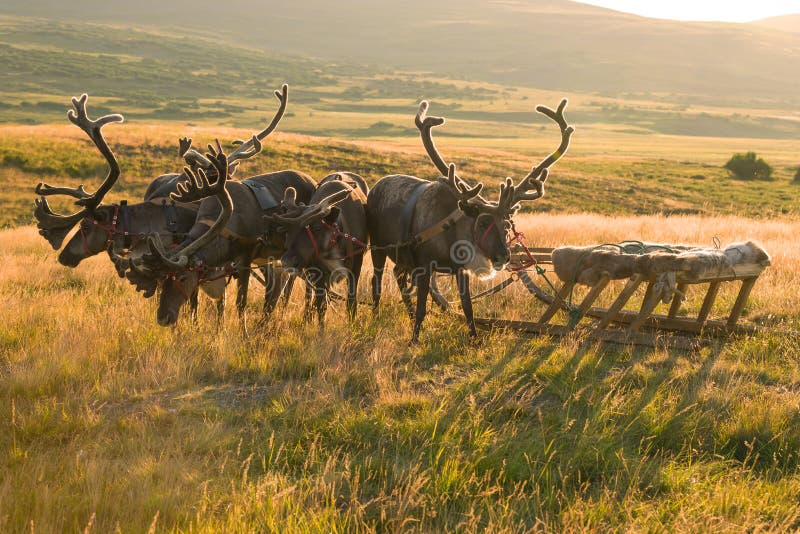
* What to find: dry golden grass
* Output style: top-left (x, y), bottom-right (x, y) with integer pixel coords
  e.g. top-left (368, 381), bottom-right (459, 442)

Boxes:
top-left (2, 212), bottom-right (800, 532)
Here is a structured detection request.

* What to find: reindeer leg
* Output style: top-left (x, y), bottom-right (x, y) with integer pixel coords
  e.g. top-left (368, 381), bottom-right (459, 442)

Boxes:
top-left (456, 269), bottom-right (477, 337)
top-left (262, 265), bottom-right (282, 316)
top-left (411, 268), bottom-right (431, 344)
top-left (371, 249), bottom-right (387, 312)
top-left (314, 279), bottom-right (327, 327)
top-left (236, 266), bottom-right (251, 336)
top-left (216, 288), bottom-right (226, 325)
top-left (280, 272), bottom-right (296, 307)
top-left (430, 275), bottom-right (449, 311)
top-left (394, 266), bottom-right (415, 318)
top-left (302, 275), bottom-right (314, 324)
top-left (347, 256), bottom-right (363, 321)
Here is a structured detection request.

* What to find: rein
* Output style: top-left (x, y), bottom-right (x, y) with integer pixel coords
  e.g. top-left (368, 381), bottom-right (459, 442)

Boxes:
top-left (506, 221), bottom-right (537, 272)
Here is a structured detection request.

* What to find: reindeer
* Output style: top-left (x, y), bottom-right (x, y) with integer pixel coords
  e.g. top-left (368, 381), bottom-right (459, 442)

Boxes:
top-left (35, 88), bottom-right (296, 320)
top-left (38, 86), bottom-right (287, 265)
top-left (267, 173), bottom-right (368, 324)
top-left (367, 100), bottom-right (573, 342)
top-left (129, 142), bottom-right (317, 327)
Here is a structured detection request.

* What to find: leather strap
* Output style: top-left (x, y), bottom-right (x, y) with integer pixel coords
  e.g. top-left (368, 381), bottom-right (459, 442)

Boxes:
top-left (400, 182), bottom-right (467, 251)
top-left (413, 208), bottom-right (463, 245)
top-left (120, 200), bottom-right (132, 249)
top-left (401, 182), bottom-right (430, 245)
top-left (195, 217), bottom-right (258, 244)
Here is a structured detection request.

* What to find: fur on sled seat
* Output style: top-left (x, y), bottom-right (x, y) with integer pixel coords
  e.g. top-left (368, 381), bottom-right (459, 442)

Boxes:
top-left (552, 241), bottom-right (771, 287)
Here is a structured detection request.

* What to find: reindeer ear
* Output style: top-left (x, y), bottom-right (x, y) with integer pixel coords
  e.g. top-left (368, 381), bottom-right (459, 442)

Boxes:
top-left (458, 201), bottom-right (479, 218)
top-left (94, 207), bottom-right (111, 222)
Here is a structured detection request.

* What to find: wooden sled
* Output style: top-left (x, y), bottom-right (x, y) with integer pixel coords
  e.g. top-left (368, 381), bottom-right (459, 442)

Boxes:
top-left (474, 242), bottom-right (779, 349)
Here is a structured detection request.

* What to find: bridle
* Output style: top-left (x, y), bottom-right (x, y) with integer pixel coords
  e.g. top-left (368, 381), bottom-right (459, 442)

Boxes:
top-left (474, 217), bottom-right (498, 258)
top-left (302, 221), bottom-right (368, 260)
top-left (78, 204), bottom-right (147, 256)
top-left (162, 261), bottom-right (238, 300)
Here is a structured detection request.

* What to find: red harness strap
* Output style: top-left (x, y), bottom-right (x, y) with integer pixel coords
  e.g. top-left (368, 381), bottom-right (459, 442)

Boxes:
top-left (475, 219), bottom-right (497, 257)
top-left (302, 222), bottom-right (368, 261)
top-left (305, 226), bottom-right (322, 259)
top-left (163, 262), bottom-right (237, 301)
top-left (506, 221), bottom-right (537, 272)
top-left (79, 205), bottom-right (119, 255)
top-left (79, 205), bottom-right (148, 255)
top-left (322, 222), bottom-right (368, 259)
top-left (166, 272), bottom-right (190, 300)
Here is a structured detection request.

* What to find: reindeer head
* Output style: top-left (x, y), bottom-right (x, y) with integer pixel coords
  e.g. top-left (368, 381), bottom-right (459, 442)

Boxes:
top-left (127, 142), bottom-right (233, 326)
top-left (32, 94), bottom-right (125, 266)
top-left (266, 180), bottom-right (354, 276)
top-left (415, 100), bottom-right (573, 273)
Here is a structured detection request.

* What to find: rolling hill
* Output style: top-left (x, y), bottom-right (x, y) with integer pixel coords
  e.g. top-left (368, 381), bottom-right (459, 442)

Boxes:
top-left (2, 0), bottom-right (800, 107)
top-left (753, 14), bottom-right (800, 34)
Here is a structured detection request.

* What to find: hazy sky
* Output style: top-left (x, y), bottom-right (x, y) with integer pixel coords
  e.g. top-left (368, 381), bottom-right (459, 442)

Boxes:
top-left (575, 0), bottom-right (800, 22)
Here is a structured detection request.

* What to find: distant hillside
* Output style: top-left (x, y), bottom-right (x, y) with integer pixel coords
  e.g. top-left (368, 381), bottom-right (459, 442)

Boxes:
top-left (2, 0), bottom-right (800, 107)
top-left (0, 16), bottom-right (346, 102)
top-left (753, 14), bottom-right (800, 34)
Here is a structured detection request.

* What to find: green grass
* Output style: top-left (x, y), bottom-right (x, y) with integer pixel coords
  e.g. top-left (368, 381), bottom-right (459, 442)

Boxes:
top-left (3, 122), bottom-right (800, 229)
top-left (1, 221), bottom-right (800, 531)
top-left (2, 13), bottom-right (800, 530)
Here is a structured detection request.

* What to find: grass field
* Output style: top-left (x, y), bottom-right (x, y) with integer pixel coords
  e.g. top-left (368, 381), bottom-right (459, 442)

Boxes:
top-left (2, 121), bottom-right (800, 231)
top-left (2, 211), bottom-right (800, 532)
top-left (0, 1), bottom-right (800, 533)
top-left (1, 22), bottom-right (800, 527)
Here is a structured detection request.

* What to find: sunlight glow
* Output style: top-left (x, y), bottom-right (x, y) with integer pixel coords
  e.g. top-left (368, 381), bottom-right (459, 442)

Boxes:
top-left (573, 0), bottom-right (800, 22)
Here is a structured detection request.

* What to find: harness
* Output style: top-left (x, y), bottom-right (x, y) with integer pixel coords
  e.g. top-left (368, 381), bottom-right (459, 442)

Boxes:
top-left (164, 183), bottom-right (274, 292)
top-left (79, 199), bottom-right (194, 256)
top-left (164, 261), bottom-right (238, 300)
top-left (78, 203), bottom-right (145, 255)
top-left (301, 220), bottom-right (369, 261)
top-left (393, 181), bottom-right (464, 266)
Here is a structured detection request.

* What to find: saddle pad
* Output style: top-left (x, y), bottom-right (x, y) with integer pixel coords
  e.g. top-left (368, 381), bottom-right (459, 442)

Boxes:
top-left (242, 179), bottom-right (279, 211)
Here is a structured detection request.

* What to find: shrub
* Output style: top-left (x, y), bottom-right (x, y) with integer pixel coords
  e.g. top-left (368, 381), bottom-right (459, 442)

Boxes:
top-left (793, 167), bottom-right (800, 183)
top-left (724, 151), bottom-right (773, 180)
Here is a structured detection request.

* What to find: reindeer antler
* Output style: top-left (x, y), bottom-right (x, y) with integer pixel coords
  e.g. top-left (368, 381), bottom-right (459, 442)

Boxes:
top-left (266, 180), bottom-right (351, 228)
top-left (415, 98), bottom-right (573, 219)
top-left (33, 94), bottom-right (124, 249)
top-left (182, 84), bottom-right (288, 176)
top-left (416, 101), bottom-right (484, 203)
top-left (510, 99), bottom-right (574, 205)
top-left (178, 136), bottom-right (214, 171)
top-left (146, 140), bottom-right (233, 269)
